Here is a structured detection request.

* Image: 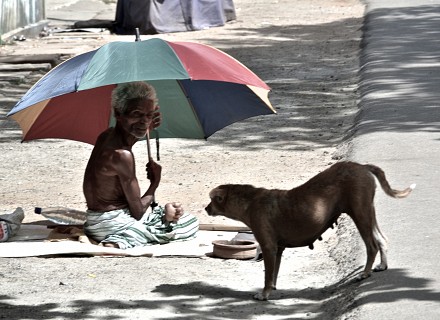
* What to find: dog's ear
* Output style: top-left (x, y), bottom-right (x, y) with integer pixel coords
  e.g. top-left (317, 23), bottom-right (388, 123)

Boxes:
top-left (209, 187), bottom-right (227, 204)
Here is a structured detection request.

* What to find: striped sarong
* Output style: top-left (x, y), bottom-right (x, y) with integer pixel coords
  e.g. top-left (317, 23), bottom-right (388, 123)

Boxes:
top-left (84, 206), bottom-right (199, 249)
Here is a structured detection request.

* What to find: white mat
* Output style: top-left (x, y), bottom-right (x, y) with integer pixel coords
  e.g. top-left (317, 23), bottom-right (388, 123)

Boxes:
top-left (0, 225), bottom-right (238, 258)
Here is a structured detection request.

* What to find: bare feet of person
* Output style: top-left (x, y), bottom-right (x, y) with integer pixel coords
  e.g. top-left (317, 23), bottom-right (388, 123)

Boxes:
top-left (103, 242), bottom-right (119, 248)
top-left (164, 202), bottom-right (184, 223)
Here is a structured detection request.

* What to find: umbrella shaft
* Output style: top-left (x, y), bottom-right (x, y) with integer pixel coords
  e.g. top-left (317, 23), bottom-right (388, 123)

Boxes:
top-left (145, 131), bottom-right (157, 208)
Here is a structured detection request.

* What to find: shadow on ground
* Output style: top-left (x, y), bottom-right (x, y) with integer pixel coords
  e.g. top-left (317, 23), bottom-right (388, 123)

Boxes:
top-left (356, 5), bottom-right (440, 137)
top-left (347, 268), bottom-right (440, 314)
top-left (1, 267), bottom-right (438, 319)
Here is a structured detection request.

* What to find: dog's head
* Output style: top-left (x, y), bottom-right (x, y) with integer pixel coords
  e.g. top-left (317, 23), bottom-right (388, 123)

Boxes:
top-left (205, 184), bottom-right (257, 222)
top-left (205, 185), bottom-right (228, 217)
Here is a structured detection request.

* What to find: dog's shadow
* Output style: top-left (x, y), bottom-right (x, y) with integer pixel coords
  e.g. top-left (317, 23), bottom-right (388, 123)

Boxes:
top-left (152, 281), bottom-right (331, 319)
top-left (152, 267), bottom-right (440, 319)
top-left (151, 269), bottom-right (360, 319)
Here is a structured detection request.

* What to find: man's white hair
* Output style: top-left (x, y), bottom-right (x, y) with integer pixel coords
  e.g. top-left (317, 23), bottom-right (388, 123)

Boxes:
top-left (111, 81), bottom-right (157, 114)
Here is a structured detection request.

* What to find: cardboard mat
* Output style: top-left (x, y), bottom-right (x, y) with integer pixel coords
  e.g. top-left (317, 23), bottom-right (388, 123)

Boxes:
top-left (0, 225), bottom-right (240, 258)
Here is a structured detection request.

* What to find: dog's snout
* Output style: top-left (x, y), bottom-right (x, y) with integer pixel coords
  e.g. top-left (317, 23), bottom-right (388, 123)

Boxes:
top-left (205, 203), bottom-right (214, 216)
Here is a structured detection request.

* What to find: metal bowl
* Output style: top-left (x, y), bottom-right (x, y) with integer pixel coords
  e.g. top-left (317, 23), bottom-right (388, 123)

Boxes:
top-left (212, 239), bottom-right (258, 260)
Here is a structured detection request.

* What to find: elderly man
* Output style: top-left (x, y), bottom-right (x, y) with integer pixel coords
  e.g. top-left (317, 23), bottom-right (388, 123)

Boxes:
top-left (83, 81), bottom-right (199, 249)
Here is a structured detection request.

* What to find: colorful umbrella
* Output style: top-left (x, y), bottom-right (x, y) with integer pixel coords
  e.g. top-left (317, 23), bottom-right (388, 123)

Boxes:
top-left (7, 38), bottom-right (275, 149)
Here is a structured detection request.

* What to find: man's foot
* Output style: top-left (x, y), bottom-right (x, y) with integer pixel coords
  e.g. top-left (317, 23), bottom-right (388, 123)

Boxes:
top-left (103, 242), bottom-right (119, 248)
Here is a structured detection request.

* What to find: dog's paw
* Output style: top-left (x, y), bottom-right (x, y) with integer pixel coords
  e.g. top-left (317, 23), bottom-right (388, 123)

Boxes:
top-left (373, 264), bottom-right (388, 272)
top-left (355, 272), bottom-right (371, 282)
top-left (253, 292), bottom-right (268, 301)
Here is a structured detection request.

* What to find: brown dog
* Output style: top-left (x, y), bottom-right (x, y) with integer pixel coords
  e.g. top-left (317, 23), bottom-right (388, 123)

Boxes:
top-left (205, 161), bottom-right (415, 300)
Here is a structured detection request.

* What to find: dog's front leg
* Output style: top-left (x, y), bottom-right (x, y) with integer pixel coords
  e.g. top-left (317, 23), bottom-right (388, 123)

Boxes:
top-left (273, 246), bottom-right (285, 290)
top-left (254, 244), bottom-right (278, 301)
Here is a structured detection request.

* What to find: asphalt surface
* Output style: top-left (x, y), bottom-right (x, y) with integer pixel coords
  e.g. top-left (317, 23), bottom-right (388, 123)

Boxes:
top-left (5, 0), bottom-right (440, 318)
top-left (348, 0), bottom-right (440, 318)
top-left (46, 0), bottom-right (115, 23)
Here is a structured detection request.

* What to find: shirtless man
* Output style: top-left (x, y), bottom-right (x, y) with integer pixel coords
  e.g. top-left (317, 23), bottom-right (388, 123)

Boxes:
top-left (83, 81), bottom-right (199, 248)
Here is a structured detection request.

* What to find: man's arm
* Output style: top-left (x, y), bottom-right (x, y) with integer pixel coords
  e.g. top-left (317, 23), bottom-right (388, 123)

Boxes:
top-left (112, 150), bottom-right (160, 220)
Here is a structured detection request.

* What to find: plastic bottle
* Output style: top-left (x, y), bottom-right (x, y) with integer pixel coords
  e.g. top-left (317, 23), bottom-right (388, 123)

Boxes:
top-left (34, 207), bottom-right (87, 225)
top-left (0, 207), bottom-right (25, 242)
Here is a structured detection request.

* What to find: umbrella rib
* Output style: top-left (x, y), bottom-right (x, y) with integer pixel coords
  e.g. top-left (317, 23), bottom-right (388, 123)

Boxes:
top-left (176, 80), bottom-right (206, 138)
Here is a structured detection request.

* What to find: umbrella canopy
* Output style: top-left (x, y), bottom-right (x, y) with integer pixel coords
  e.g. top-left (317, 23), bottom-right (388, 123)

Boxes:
top-left (7, 38), bottom-right (275, 145)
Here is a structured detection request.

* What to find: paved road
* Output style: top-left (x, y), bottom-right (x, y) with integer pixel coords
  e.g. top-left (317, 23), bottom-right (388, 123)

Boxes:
top-left (348, 0), bottom-right (440, 318)
top-left (46, 0), bottom-right (115, 24)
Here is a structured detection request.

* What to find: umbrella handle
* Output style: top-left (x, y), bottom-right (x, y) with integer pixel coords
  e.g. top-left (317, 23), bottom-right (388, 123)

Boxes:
top-left (155, 129), bottom-right (160, 161)
top-left (146, 130), bottom-right (153, 161)
top-left (145, 131), bottom-right (158, 208)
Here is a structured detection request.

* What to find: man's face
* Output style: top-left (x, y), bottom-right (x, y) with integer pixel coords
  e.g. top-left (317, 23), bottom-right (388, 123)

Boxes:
top-left (117, 98), bottom-right (156, 139)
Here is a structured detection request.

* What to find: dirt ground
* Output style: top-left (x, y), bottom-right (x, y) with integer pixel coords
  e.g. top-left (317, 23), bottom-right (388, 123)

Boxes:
top-left (0, 0), bottom-right (366, 319)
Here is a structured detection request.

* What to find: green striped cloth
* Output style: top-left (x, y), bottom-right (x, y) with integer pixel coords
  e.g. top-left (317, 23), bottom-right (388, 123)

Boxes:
top-left (84, 206), bottom-right (199, 249)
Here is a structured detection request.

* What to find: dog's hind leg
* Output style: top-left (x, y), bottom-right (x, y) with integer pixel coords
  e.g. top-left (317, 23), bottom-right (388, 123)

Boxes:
top-left (360, 207), bottom-right (389, 273)
top-left (372, 220), bottom-right (388, 272)
top-left (349, 205), bottom-right (381, 280)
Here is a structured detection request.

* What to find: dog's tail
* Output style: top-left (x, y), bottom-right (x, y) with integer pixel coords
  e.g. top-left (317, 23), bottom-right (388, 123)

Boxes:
top-left (365, 164), bottom-right (416, 198)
